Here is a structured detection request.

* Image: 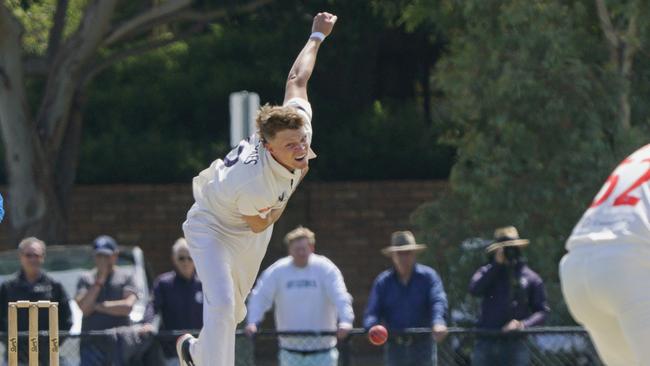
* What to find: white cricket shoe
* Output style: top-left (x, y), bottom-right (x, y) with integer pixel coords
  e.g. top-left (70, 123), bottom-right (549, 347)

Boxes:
top-left (176, 333), bottom-right (196, 366)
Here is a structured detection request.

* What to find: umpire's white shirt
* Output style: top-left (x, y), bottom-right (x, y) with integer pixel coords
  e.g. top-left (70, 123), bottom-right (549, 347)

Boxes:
top-left (246, 254), bottom-right (354, 350)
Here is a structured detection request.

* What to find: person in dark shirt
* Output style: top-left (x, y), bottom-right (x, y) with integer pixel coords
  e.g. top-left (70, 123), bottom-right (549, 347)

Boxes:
top-left (0, 237), bottom-right (72, 365)
top-left (364, 231), bottom-right (448, 366)
top-left (468, 226), bottom-right (550, 366)
top-left (153, 238), bottom-right (203, 365)
top-left (75, 235), bottom-right (138, 366)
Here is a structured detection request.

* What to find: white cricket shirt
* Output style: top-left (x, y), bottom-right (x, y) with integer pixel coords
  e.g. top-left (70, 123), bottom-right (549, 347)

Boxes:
top-left (246, 254), bottom-right (355, 350)
top-left (567, 144), bottom-right (650, 250)
top-left (187, 98), bottom-right (313, 242)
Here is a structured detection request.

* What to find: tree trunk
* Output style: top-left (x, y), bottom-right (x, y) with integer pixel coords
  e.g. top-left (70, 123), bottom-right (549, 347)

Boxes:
top-left (0, 0), bottom-right (269, 245)
top-left (55, 92), bottom-right (85, 216)
top-left (595, 0), bottom-right (637, 131)
top-left (0, 7), bottom-right (67, 244)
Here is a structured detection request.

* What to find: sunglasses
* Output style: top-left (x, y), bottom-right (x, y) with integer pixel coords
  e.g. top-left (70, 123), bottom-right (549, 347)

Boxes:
top-left (177, 256), bottom-right (193, 262)
top-left (22, 253), bottom-right (43, 259)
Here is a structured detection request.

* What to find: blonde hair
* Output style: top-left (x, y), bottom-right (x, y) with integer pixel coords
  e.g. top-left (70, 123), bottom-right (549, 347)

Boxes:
top-left (18, 237), bottom-right (46, 254)
top-left (284, 226), bottom-right (315, 246)
top-left (256, 104), bottom-right (305, 142)
top-left (172, 237), bottom-right (189, 256)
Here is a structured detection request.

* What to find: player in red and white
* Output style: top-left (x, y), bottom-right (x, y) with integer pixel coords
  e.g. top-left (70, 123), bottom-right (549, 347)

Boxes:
top-left (176, 12), bottom-right (338, 366)
top-left (560, 144), bottom-right (650, 365)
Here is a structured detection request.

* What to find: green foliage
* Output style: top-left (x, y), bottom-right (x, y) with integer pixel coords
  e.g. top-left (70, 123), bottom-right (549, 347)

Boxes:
top-left (79, 31), bottom-right (235, 183)
top-left (312, 100), bottom-right (453, 180)
top-left (8, 0), bottom-right (55, 54)
top-left (76, 0), bottom-right (454, 183)
top-left (407, 0), bottom-right (650, 325)
top-left (7, 0), bottom-right (87, 55)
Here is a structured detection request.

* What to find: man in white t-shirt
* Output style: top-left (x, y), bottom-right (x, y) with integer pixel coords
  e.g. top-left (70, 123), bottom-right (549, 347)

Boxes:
top-left (244, 226), bottom-right (354, 366)
top-left (560, 143), bottom-right (650, 366)
top-left (176, 12), bottom-right (338, 366)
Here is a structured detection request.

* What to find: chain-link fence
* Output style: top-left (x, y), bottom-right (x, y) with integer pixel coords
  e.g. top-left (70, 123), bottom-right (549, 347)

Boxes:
top-left (0, 327), bottom-right (601, 365)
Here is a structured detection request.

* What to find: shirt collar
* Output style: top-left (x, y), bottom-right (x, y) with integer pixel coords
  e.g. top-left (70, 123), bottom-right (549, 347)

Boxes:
top-left (389, 264), bottom-right (420, 282)
top-left (174, 270), bottom-right (197, 282)
top-left (18, 270), bottom-right (45, 283)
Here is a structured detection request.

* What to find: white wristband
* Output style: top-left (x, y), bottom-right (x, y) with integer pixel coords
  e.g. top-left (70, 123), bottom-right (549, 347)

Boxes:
top-left (310, 32), bottom-right (326, 41)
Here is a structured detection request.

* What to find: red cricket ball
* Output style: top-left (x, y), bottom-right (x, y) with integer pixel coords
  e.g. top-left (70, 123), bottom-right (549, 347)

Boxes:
top-left (368, 325), bottom-right (388, 346)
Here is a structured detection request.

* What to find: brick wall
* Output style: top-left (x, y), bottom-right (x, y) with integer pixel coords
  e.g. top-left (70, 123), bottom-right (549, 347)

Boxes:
top-left (0, 180), bottom-right (447, 325)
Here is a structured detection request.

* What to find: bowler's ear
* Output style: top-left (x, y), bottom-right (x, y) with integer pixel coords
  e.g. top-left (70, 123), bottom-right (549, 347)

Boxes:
top-left (263, 139), bottom-right (275, 154)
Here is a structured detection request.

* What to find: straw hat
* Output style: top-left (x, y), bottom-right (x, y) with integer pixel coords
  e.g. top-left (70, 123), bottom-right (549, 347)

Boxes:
top-left (381, 231), bottom-right (427, 256)
top-left (485, 226), bottom-right (530, 253)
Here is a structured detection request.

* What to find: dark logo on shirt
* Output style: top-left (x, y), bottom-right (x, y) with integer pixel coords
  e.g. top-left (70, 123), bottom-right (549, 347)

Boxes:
top-left (243, 143), bottom-right (260, 165)
top-left (286, 279), bottom-right (317, 289)
top-left (278, 192), bottom-right (286, 202)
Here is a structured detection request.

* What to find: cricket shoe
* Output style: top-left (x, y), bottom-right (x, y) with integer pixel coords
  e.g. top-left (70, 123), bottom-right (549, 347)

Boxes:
top-left (176, 333), bottom-right (196, 366)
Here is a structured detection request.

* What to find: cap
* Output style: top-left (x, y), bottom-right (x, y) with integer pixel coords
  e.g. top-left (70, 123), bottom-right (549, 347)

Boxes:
top-left (93, 235), bottom-right (118, 255)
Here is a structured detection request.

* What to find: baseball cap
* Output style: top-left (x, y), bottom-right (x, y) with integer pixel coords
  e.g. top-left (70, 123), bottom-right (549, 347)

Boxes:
top-left (93, 235), bottom-right (118, 255)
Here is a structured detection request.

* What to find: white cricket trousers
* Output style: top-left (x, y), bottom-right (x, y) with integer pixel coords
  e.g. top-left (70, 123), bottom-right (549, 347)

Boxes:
top-left (560, 243), bottom-right (650, 366)
top-left (183, 213), bottom-right (271, 366)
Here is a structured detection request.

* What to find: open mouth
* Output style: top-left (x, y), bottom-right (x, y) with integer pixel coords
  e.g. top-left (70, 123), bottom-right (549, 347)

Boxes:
top-left (294, 154), bottom-right (306, 162)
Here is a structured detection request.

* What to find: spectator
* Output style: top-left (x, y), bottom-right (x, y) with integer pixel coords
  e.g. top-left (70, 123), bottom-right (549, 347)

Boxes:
top-left (153, 238), bottom-right (203, 366)
top-left (364, 231), bottom-right (448, 366)
top-left (124, 299), bottom-right (167, 366)
top-left (245, 226), bottom-right (354, 366)
top-left (75, 235), bottom-right (138, 366)
top-left (0, 237), bottom-right (72, 365)
top-left (468, 226), bottom-right (550, 366)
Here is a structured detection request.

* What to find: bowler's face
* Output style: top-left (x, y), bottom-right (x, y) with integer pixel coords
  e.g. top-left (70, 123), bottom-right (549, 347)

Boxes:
top-left (265, 128), bottom-right (309, 171)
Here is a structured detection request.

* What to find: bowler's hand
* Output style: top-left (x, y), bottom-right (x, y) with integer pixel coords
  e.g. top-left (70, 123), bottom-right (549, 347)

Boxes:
top-left (432, 324), bottom-right (448, 342)
top-left (312, 12), bottom-right (337, 37)
top-left (244, 324), bottom-right (258, 338)
top-left (502, 319), bottom-right (524, 332)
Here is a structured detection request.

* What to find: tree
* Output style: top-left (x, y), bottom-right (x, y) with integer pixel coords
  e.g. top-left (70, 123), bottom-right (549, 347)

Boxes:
top-left (396, 0), bottom-right (650, 324)
top-left (595, 0), bottom-right (649, 130)
top-left (70, 0), bottom-right (454, 183)
top-left (0, 0), bottom-right (272, 244)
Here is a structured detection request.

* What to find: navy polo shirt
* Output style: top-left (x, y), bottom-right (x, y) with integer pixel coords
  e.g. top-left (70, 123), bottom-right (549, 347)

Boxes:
top-left (154, 270), bottom-right (203, 357)
top-left (363, 264), bottom-right (448, 330)
top-left (0, 271), bottom-right (72, 332)
top-left (153, 270), bottom-right (203, 330)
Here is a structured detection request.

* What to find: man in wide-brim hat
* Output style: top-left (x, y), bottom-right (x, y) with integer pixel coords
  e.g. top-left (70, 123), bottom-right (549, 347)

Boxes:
top-left (380, 230), bottom-right (427, 256)
top-left (469, 226), bottom-right (549, 366)
top-left (364, 231), bottom-right (448, 366)
top-left (484, 226), bottom-right (530, 254)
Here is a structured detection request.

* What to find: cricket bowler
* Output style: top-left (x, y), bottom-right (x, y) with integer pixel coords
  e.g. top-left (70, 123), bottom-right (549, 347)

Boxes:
top-left (176, 12), bottom-right (338, 366)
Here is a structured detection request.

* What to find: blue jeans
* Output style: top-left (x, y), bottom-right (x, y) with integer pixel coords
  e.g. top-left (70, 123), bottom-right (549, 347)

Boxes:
top-left (472, 337), bottom-right (530, 366)
top-left (384, 338), bottom-right (436, 366)
top-left (279, 348), bottom-right (338, 366)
